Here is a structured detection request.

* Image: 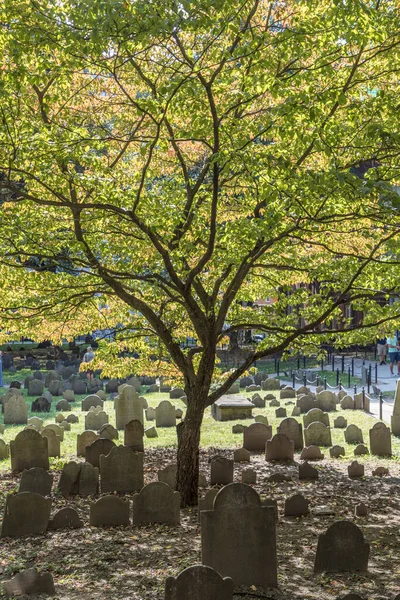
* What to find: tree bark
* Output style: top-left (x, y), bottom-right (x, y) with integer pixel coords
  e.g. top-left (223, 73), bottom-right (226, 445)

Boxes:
top-left (176, 393), bottom-right (206, 507)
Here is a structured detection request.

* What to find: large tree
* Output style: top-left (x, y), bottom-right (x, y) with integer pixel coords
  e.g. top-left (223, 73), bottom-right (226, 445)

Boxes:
top-left (1, 0), bottom-right (400, 504)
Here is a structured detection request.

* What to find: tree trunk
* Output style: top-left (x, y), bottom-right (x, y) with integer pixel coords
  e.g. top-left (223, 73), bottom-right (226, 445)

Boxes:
top-left (176, 394), bottom-right (206, 507)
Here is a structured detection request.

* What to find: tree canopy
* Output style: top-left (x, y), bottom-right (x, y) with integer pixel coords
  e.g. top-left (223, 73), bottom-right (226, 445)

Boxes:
top-left (1, 0), bottom-right (400, 503)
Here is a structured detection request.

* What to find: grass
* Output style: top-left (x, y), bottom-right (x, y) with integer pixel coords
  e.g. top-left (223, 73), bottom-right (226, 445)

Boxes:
top-left (0, 380), bottom-right (399, 473)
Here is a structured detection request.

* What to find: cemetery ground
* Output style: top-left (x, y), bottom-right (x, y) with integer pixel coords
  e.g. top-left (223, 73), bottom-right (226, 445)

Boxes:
top-left (0, 374), bottom-right (400, 599)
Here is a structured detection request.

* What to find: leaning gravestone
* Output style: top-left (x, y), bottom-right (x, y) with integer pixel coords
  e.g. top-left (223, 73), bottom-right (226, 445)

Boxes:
top-left (0, 439), bottom-right (9, 460)
top-left (345, 424), bottom-right (364, 444)
top-left (99, 423), bottom-right (119, 440)
top-left (265, 433), bottom-right (294, 461)
top-left (303, 408), bottom-right (330, 428)
top-left (58, 461), bottom-right (81, 497)
top-left (1, 492), bottom-right (51, 537)
top-left (165, 565), bottom-right (233, 600)
top-left (100, 445), bottom-right (144, 493)
top-left (299, 461), bottom-right (318, 480)
top-left (158, 463), bottom-right (178, 490)
top-left (77, 430), bottom-right (100, 457)
top-left (124, 419), bottom-right (144, 452)
top-left (304, 422), bottom-right (332, 447)
top-left (132, 481), bottom-right (180, 525)
top-left (277, 417), bottom-right (303, 449)
top-left (155, 400), bottom-right (176, 427)
top-left (314, 521), bottom-right (369, 573)
top-left (85, 438), bottom-right (116, 468)
top-left (3, 568), bottom-right (55, 597)
top-left (243, 422), bottom-right (272, 452)
top-left (10, 429), bottom-right (49, 471)
top-left (369, 422), bottom-right (392, 456)
top-left (4, 396), bottom-right (28, 425)
top-left (284, 494), bottom-right (309, 517)
top-left (89, 495), bottom-right (130, 527)
top-left (201, 483), bottom-right (277, 587)
top-left (19, 467), bottom-right (53, 496)
top-left (210, 457), bottom-right (234, 485)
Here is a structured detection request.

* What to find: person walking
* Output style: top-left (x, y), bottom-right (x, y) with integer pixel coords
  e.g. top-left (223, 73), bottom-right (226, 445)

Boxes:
top-left (83, 346), bottom-right (95, 382)
top-left (377, 336), bottom-right (387, 365)
top-left (386, 334), bottom-right (400, 376)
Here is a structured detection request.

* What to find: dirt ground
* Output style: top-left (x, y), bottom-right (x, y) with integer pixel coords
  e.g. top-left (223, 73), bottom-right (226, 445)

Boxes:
top-left (0, 447), bottom-right (399, 600)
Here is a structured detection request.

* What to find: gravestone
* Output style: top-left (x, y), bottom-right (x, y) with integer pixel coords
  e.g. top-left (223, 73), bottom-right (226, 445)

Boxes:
top-left (243, 422), bottom-right (272, 452)
top-left (85, 410), bottom-right (108, 430)
top-left (41, 429), bottom-right (60, 458)
top-left (210, 457), bottom-right (234, 485)
top-left (355, 503), bottom-right (368, 517)
top-left (265, 434), bottom-right (294, 461)
top-left (251, 395), bottom-right (265, 408)
top-left (348, 461), bottom-right (364, 478)
top-left (100, 445), bottom-right (144, 493)
top-left (48, 507), bottom-right (83, 530)
top-left (372, 466), bottom-right (389, 477)
top-left (56, 399), bottom-right (71, 412)
top-left (280, 389), bottom-right (295, 399)
top-left (28, 379), bottom-right (44, 397)
top-left (292, 406), bottom-right (301, 416)
top-left (31, 397), bottom-right (51, 413)
top-left (115, 386), bottom-right (139, 429)
top-left (314, 521), bottom-right (369, 573)
top-left (170, 387), bottom-right (185, 399)
top-left (315, 390), bottom-right (337, 412)
top-left (165, 565), bottom-right (233, 600)
top-left (233, 448), bottom-right (250, 462)
top-left (48, 379), bottom-right (64, 396)
top-left (155, 400), bottom-right (176, 427)
top-left (66, 413), bottom-right (79, 423)
top-left (369, 422), bottom-right (392, 456)
top-left (4, 396), bottom-right (28, 424)
top-left (334, 416), bottom-right (347, 428)
top-left (211, 396), bottom-right (255, 421)
top-left (175, 408), bottom-right (183, 419)
top-left (85, 438), bottom-right (115, 468)
top-left (284, 494), bottom-right (309, 517)
top-left (146, 407), bottom-right (156, 421)
top-left (232, 424), bottom-right (245, 434)
top-left (132, 481), bottom-right (180, 525)
top-left (354, 444), bottom-right (369, 456)
top-left (277, 417), bottom-right (303, 449)
top-left (275, 407), bottom-right (287, 418)
top-left (201, 483), bottom-right (277, 587)
top-left (304, 422), bottom-right (332, 447)
top-left (254, 414), bottom-right (268, 425)
top-left (299, 461), bottom-right (318, 480)
top-left (341, 395), bottom-right (355, 410)
top-left (226, 383), bottom-right (240, 394)
top-left (242, 468), bottom-right (257, 484)
top-left (391, 379), bottom-right (400, 435)
top-left (199, 473), bottom-right (207, 488)
top-left (78, 462), bottom-right (99, 496)
top-left (77, 430), bottom-right (100, 456)
top-left (10, 429), bottom-right (49, 471)
top-left (303, 408), bottom-right (330, 428)
top-left (73, 379), bottom-right (86, 395)
top-left (3, 568), bottom-right (55, 597)
top-left (145, 426), bottom-right (158, 438)
top-left (19, 467), bottom-right (53, 496)
top-left (0, 439), bottom-right (9, 460)
top-left (58, 461), bottom-right (81, 496)
top-left (1, 492), bottom-right (51, 537)
top-left (63, 389), bottom-right (75, 402)
top-left (345, 424), bottom-right (364, 444)
top-left (330, 445), bottom-right (345, 458)
top-left (81, 394), bottom-right (103, 411)
top-left (297, 386), bottom-right (310, 395)
top-left (198, 488), bottom-right (219, 523)
top-left (269, 399), bottom-right (280, 407)
top-left (261, 378), bottom-right (280, 390)
top-left (297, 394), bottom-right (316, 413)
top-left (99, 423), bottom-right (119, 440)
top-left (158, 464), bottom-right (178, 490)
top-left (89, 495), bottom-right (130, 527)
top-left (55, 413), bottom-right (66, 424)
top-left (42, 423), bottom-right (64, 441)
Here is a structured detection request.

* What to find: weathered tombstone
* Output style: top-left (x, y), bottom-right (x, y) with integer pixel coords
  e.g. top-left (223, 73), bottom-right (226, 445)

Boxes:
top-left (55, 413), bottom-right (65, 424)
top-left (210, 457), bottom-right (234, 485)
top-left (85, 438), bottom-right (115, 468)
top-left (19, 467), bottom-right (53, 496)
top-left (73, 379), bottom-right (86, 395)
top-left (41, 429), bottom-right (60, 458)
top-left (334, 416), bottom-right (347, 428)
top-left (145, 425), bottom-right (158, 438)
top-left (251, 395), bottom-right (265, 408)
top-left (58, 461), bottom-right (81, 496)
top-left (300, 445), bottom-right (324, 460)
top-left (275, 407), bottom-right (287, 418)
top-left (355, 503), bottom-right (368, 517)
top-left (314, 521), bottom-right (369, 573)
top-left (201, 483), bottom-right (277, 587)
top-left (0, 492), bottom-right (51, 537)
top-left (341, 395), bottom-right (355, 410)
top-left (63, 389), bottom-right (75, 402)
top-left (155, 400), bottom-right (176, 427)
top-left (175, 408), bottom-right (183, 419)
top-left (85, 410), bottom-right (108, 431)
top-left (304, 422), bottom-right (332, 447)
top-left (233, 448), bottom-right (250, 462)
top-left (56, 399), bottom-right (71, 412)
top-left (77, 430), bottom-right (100, 457)
top-left (48, 507), bottom-right (83, 530)
top-left (391, 378), bottom-right (400, 435)
top-left (115, 386), bottom-right (137, 429)
top-left (164, 565), bottom-right (233, 600)
top-left (261, 378), bottom-right (280, 390)
top-left (348, 461), bottom-right (364, 478)
top-left (100, 445), bottom-right (144, 493)
top-left (78, 462), bottom-right (99, 496)
top-left (10, 429), bottom-right (49, 472)
top-left (297, 386), bottom-right (310, 395)
top-left (354, 444), bottom-right (369, 456)
top-left (277, 417), bottom-right (303, 449)
top-left (48, 379), bottom-right (64, 396)
top-left (146, 406), bottom-right (156, 421)
top-left (3, 568), bottom-right (55, 596)
top-left (42, 423), bottom-right (64, 441)
top-left (372, 466), bottom-right (389, 477)
top-left (96, 389), bottom-right (106, 402)
top-left (369, 422), bottom-right (392, 456)
top-left (232, 424), bottom-right (245, 434)
top-left (345, 424), bottom-right (364, 444)
top-left (297, 394), bottom-right (316, 413)
top-left (132, 481), bottom-right (180, 525)
top-left (299, 461), bottom-right (319, 480)
top-left (0, 439), bottom-right (10, 460)
top-left (303, 408), bottom-right (330, 428)
top-left (81, 394), bottom-right (103, 411)
top-left (158, 463), bottom-right (178, 490)
top-left (198, 487), bottom-right (220, 523)
top-left (280, 389), bottom-right (296, 399)
top-left (269, 398), bottom-right (280, 407)
top-left (198, 472), bottom-right (207, 488)
top-left (66, 413), bottom-right (79, 424)
top-left (315, 390), bottom-right (337, 412)
top-left (226, 383), bottom-right (240, 394)
top-left (284, 494), bottom-right (309, 517)
top-left (291, 406), bottom-right (301, 416)
top-left (4, 396), bottom-right (28, 424)
top-left (211, 396), bottom-right (255, 420)
top-left (265, 434), bottom-right (294, 461)
top-left (241, 468), bottom-right (257, 485)
top-left (28, 379), bottom-right (44, 397)
top-left (330, 445), bottom-right (345, 458)
top-left (89, 495), bottom-right (130, 527)
top-left (243, 422), bottom-right (272, 452)
top-left (31, 396), bottom-right (51, 413)
top-left (254, 414), bottom-right (269, 425)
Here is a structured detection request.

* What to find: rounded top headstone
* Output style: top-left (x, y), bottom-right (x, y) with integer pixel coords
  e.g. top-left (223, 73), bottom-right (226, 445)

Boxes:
top-left (214, 483), bottom-right (260, 511)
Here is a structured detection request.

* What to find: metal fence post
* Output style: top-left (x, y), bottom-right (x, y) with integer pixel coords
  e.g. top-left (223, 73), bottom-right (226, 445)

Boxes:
top-left (379, 392), bottom-right (383, 420)
top-left (362, 386), bottom-right (365, 411)
top-left (292, 372), bottom-right (295, 389)
top-left (348, 367), bottom-right (351, 388)
top-left (336, 368), bottom-right (339, 386)
top-left (277, 360), bottom-right (280, 377)
top-left (324, 376), bottom-right (327, 390)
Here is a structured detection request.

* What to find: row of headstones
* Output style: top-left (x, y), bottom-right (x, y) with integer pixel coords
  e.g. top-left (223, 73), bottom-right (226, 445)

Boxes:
top-left (250, 386), bottom-right (371, 413)
top-left (4, 564), bottom-right (398, 600)
top-left (0, 482), bottom-right (371, 586)
top-left (232, 415), bottom-right (393, 456)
